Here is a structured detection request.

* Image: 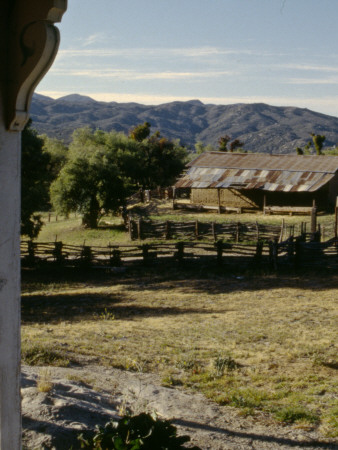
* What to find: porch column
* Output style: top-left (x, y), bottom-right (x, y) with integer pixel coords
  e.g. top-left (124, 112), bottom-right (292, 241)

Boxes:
top-left (0, 1), bottom-right (67, 447)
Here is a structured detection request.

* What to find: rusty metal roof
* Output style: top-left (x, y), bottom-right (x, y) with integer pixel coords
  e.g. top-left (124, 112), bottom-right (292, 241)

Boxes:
top-left (175, 152), bottom-right (338, 192)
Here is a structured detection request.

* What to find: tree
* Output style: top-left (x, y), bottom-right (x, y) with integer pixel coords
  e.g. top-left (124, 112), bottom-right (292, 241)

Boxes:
top-left (311, 133), bottom-right (325, 155)
top-left (21, 120), bottom-right (51, 237)
top-left (50, 152), bottom-right (127, 228)
top-left (42, 135), bottom-right (68, 181)
top-left (296, 133), bottom-right (326, 155)
top-left (129, 121), bottom-right (151, 142)
top-left (218, 135), bottom-right (231, 152)
top-left (218, 135), bottom-right (245, 152)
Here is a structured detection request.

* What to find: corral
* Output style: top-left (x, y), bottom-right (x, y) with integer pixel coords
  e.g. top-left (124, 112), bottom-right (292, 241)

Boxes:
top-left (174, 152), bottom-right (338, 214)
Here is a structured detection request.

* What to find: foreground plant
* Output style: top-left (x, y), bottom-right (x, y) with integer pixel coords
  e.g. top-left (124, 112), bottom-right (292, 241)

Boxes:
top-left (78, 412), bottom-right (201, 450)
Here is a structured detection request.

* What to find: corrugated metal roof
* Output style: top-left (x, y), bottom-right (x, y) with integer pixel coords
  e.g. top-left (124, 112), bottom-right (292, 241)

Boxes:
top-left (187, 152), bottom-right (338, 173)
top-left (175, 152), bottom-right (338, 192)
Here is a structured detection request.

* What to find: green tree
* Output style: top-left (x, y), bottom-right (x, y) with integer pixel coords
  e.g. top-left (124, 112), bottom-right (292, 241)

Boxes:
top-left (129, 121), bottom-right (151, 142)
top-left (21, 121), bottom-right (51, 237)
top-left (50, 151), bottom-right (127, 228)
top-left (311, 133), bottom-right (325, 155)
top-left (42, 135), bottom-right (68, 181)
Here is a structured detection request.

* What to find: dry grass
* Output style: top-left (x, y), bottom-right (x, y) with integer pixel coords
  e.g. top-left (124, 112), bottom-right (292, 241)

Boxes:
top-left (21, 267), bottom-right (338, 437)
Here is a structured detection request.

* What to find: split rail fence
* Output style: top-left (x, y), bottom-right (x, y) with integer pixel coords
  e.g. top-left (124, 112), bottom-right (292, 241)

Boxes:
top-left (127, 218), bottom-right (336, 242)
top-left (21, 235), bottom-right (338, 271)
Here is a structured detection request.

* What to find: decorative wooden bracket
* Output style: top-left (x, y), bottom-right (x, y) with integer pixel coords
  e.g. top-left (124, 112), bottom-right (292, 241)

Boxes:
top-left (6, 0), bottom-right (67, 131)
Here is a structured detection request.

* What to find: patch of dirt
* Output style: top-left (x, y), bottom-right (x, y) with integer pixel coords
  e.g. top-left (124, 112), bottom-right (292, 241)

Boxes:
top-left (22, 364), bottom-right (336, 449)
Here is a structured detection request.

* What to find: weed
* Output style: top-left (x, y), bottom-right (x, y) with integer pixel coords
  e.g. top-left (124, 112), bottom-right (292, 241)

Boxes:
top-left (275, 406), bottom-right (319, 424)
top-left (37, 368), bottom-right (53, 393)
top-left (22, 344), bottom-right (70, 367)
top-left (213, 354), bottom-right (239, 377)
top-left (98, 308), bottom-right (115, 321)
top-left (78, 412), bottom-right (201, 449)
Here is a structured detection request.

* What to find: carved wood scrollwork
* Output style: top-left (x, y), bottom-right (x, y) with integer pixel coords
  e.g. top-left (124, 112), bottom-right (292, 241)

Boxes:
top-left (6, 0), bottom-right (67, 131)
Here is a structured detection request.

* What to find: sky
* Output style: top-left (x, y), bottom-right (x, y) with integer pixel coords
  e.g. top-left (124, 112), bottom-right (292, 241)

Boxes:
top-left (38, 0), bottom-right (338, 117)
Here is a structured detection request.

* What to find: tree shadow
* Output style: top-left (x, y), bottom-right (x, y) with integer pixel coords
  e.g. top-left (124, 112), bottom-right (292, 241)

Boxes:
top-left (21, 291), bottom-right (223, 324)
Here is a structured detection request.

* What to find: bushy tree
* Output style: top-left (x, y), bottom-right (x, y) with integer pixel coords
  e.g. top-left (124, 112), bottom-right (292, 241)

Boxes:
top-left (296, 133), bottom-right (326, 155)
top-left (21, 121), bottom-right (51, 237)
top-left (50, 125), bottom-right (187, 228)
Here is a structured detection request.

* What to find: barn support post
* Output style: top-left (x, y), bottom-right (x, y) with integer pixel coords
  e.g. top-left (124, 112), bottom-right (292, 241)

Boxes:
top-left (310, 206), bottom-right (317, 241)
top-left (137, 218), bottom-right (143, 240)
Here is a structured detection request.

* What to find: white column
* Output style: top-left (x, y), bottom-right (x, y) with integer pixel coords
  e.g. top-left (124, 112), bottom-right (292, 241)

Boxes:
top-left (0, 91), bottom-right (21, 448)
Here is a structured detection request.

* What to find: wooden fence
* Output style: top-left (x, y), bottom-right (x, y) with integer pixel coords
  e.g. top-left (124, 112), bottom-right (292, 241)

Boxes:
top-left (127, 218), bottom-right (337, 242)
top-left (21, 236), bottom-right (338, 271)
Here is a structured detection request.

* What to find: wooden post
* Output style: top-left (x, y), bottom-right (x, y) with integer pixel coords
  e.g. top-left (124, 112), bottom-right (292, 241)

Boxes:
top-left (256, 221), bottom-right (259, 241)
top-left (165, 220), bottom-right (171, 240)
top-left (142, 244), bottom-right (150, 263)
top-left (53, 241), bottom-right (63, 264)
top-left (195, 220), bottom-right (199, 238)
top-left (211, 222), bottom-right (216, 241)
top-left (279, 219), bottom-right (285, 243)
top-left (269, 238), bottom-right (278, 271)
top-left (310, 206), bottom-right (317, 240)
top-left (137, 218), bottom-right (143, 240)
top-left (255, 240), bottom-right (263, 265)
top-left (128, 216), bottom-right (134, 240)
top-left (172, 187), bottom-right (176, 210)
top-left (236, 222), bottom-right (240, 243)
top-left (216, 240), bottom-right (223, 265)
top-left (217, 188), bottom-right (221, 214)
top-left (110, 248), bottom-right (122, 266)
top-left (263, 194), bottom-right (266, 214)
top-left (175, 242), bottom-right (184, 262)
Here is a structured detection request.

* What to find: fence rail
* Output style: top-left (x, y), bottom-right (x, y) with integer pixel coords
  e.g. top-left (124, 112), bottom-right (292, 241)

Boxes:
top-left (21, 236), bottom-right (338, 271)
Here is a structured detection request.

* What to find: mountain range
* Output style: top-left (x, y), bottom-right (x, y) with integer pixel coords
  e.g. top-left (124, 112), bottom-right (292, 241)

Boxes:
top-left (31, 94), bottom-right (338, 154)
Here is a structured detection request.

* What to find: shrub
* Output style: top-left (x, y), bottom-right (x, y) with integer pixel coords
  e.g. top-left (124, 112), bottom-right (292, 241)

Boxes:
top-left (78, 412), bottom-right (201, 449)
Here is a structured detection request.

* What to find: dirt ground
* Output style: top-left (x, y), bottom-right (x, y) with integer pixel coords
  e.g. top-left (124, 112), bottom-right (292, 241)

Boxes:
top-left (22, 363), bottom-right (337, 450)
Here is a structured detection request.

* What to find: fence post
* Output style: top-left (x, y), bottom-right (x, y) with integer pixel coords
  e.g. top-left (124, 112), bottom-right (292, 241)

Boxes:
top-left (110, 248), bottom-right (122, 266)
top-left (142, 244), bottom-right (150, 263)
top-left (311, 205), bottom-right (317, 234)
top-left (195, 220), bottom-right (199, 238)
top-left (279, 219), bottom-right (285, 243)
top-left (255, 221), bottom-right (259, 241)
top-left (211, 222), bottom-right (216, 241)
top-left (175, 242), bottom-right (184, 262)
top-left (269, 238), bottom-right (278, 271)
top-left (255, 240), bottom-right (263, 265)
top-left (236, 222), bottom-right (240, 243)
top-left (216, 240), bottom-right (223, 265)
top-left (27, 240), bottom-right (35, 266)
top-left (217, 188), bottom-right (221, 214)
top-left (165, 221), bottom-right (171, 240)
top-left (53, 241), bottom-right (63, 264)
top-left (80, 245), bottom-right (92, 267)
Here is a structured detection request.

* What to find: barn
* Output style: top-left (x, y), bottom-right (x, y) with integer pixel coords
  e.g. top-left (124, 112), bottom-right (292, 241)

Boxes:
top-left (174, 152), bottom-right (338, 213)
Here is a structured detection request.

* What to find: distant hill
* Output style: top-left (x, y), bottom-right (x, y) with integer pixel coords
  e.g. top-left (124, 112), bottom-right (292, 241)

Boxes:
top-left (31, 94), bottom-right (338, 153)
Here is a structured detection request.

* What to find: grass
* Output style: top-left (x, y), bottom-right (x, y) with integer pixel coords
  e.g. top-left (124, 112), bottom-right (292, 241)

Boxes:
top-left (28, 202), bottom-right (337, 247)
top-left (21, 266), bottom-right (338, 438)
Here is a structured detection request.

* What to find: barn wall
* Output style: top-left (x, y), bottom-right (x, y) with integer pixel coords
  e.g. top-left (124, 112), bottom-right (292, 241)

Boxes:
top-left (328, 173), bottom-right (338, 206)
top-left (191, 188), bottom-right (259, 208)
top-left (190, 186), bottom-right (333, 211)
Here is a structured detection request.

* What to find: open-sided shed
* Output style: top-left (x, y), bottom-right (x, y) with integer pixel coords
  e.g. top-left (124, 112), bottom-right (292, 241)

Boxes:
top-left (174, 152), bottom-right (338, 213)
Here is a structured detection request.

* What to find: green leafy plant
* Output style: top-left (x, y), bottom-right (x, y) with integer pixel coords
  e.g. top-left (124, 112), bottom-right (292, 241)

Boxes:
top-left (213, 354), bottom-right (239, 377)
top-left (78, 412), bottom-right (201, 449)
top-left (275, 406), bottom-right (319, 424)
